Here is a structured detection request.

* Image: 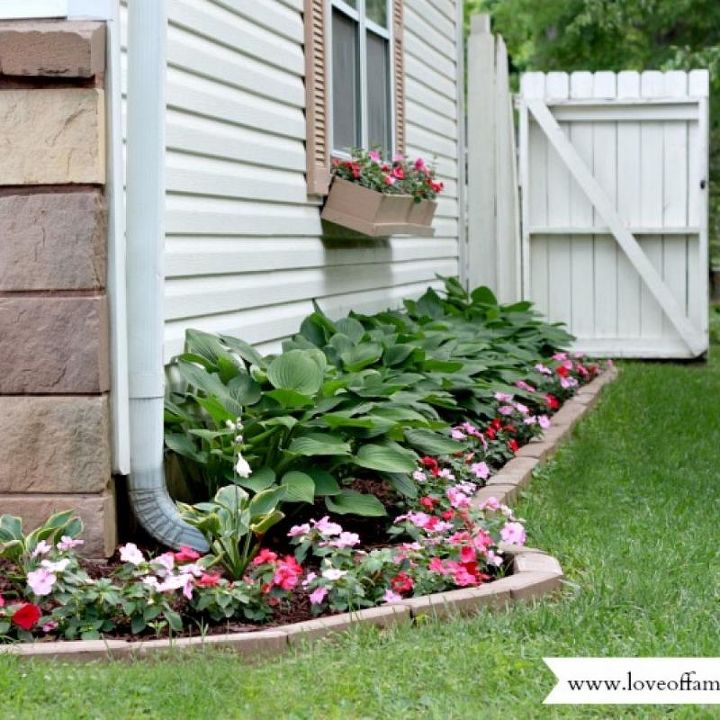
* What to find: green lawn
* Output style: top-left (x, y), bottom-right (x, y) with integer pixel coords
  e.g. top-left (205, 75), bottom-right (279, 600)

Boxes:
top-left (3, 351), bottom-right (720, 719)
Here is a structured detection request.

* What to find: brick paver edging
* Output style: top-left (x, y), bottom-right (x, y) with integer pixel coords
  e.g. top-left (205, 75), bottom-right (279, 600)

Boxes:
top-left (1, 368), bottom-right (617, 662)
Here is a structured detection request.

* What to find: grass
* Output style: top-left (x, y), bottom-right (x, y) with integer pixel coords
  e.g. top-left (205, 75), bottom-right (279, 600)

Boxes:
top-left (3, 351), bottom-right (720, 719)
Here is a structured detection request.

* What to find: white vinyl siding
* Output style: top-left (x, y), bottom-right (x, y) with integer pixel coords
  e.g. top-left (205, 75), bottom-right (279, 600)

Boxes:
top-left (122, 0), bottom-right (461, 361)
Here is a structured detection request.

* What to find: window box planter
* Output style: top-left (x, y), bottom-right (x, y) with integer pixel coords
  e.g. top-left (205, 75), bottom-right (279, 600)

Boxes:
top-left (321, 178), bottom-right (436, 237)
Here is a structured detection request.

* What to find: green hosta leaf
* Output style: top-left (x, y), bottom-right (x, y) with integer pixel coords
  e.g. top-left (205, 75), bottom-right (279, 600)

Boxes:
top-left (227, 373), bottom-right (262, 406)
top-left (322, 413), bottom-right (376, 429)
top-left (415, 288), bottom-right (444, 318)
top-left (215, 485), bottom-right (249, 511)
top-left (328, 333), bottom-right (355, 355)
top-left (250, 509), bottom-right (284, 535)
top-left (220, 335), bottom-right (265, 368)
top-left (236, 466), bottom-right (276, 493)
top-left (267, 350), bottom-right (325, 395)
top-left (0, 515), bottom-right (23, 542)
top-left (325, 490), bottom-right (387, 517)
top-left (175, 360), bottom-right (228, 398)
top-left (353, 442), bottom-right (417, 473)
top-left (470, 286), bottom-right (498, 306)
top-left (288, 433), bottom-right (353, 457)
top-left (265, 389), bottom-right (315, 409)
top-left (165, 433), bottom-right (206, 463)
top-left (306, 469), bottom-right (341, 496)
top-left (131, 615), bottom-right (147, 635)
top-left (404, 428), bottom-right (463, 455)
top-left (422, 359), bottom-right (464, 373)
top-left (195, 395), bottom-right (236, 424)
top-left (185, 329), bottom-right (231, 367)
top-left (383, 343), bottom-right (415, 367)
top-left (341, 343), bottom-right (383, 372)
top-left (384, 472), bottom-right (419, 498)
top-left (248, 486), bottom-right (286, 517)
top-left (335, 317), bottom-right (366, 342)
top-left (281, 471), bottom-right (316, 504)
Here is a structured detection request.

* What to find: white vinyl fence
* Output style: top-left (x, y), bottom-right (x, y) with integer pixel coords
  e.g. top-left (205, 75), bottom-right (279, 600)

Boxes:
top-left (466, 14), bottom-right (520, 302)
top-left (517, 70), bottom-right (709, 358)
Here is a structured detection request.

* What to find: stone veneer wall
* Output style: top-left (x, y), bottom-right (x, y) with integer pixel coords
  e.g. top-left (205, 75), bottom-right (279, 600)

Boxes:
top-left (0, 21), bottom-right (115, 556)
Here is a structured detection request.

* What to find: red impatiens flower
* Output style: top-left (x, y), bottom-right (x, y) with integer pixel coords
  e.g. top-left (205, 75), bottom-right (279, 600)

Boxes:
top-left (419, 496), bottom-right (437, 510)
top-left (197, 572), bottom-right (222, 588)
top-left (441, 509), bottom-right (455, 521)
top-left (545, 393), bottom-right (560, 410)
top-left (392, 165), bottom-right (405, 180)
top-left (174, 546), bottom-right (200, 563)
top-left (491, 418), bottom-right (503, 431)
top-left (555, 365), bottom-right (569, 378)
top-left (390, 572), bottom-right (414, 594)
top-left (420, 456), bottom-right (441, 477)
top-left (507, 439), bottom-right (519, 454)
top-left (12, 602), bottom-right (41, 631)
top-left (272, 555), bottom-right (303, 591)
top-left (252, 548), bottom-right (278, 567)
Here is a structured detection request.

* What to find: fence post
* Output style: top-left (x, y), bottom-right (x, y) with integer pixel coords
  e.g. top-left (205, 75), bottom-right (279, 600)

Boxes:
top-left (467, 13), bottom-right (496, 291)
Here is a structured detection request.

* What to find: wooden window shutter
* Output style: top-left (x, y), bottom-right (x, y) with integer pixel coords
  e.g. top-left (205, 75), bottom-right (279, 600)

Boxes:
top-left (304, 0), bottom-right (331, 195)
top-left (392, 0), bottom-right (406, 156)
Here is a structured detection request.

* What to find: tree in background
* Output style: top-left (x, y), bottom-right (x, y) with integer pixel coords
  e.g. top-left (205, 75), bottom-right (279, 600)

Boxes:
top-left (466, 0), bottom-right (720, 266)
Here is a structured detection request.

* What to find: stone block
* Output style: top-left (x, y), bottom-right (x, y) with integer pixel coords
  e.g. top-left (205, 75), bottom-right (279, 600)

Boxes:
top-left (0, 491), bottom-right (116, 557)
top-left (0, 88), bottom-right (105, 185)
top-left (551, 401), bottom-right (588, 431)
top-left (0, 189), bottom-right (106, 291)
top-left (515, 438), bottom-right (551, 461)
top-left (470, 484), bottom-right (518, 508)
top-left (0, 395), bottom-right (110, 494)
top-left (0, 21), bottom-right (105, 78)
top-left (513, 552), bottom-right (563, 576)
top-left (0, 295), bottom-right (109, 393)
top-left (279, 605), bottom-right (411, 646)
top-left (403, 583), bottom-right (511, 619)
top-left (501, 572), bottom-right (563, 602)
top-left (488, 457), bottom-right (538, 489)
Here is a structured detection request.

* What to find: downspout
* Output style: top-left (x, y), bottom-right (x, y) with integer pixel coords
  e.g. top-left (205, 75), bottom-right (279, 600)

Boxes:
top-left (125, 0), bottom-right (208, 550)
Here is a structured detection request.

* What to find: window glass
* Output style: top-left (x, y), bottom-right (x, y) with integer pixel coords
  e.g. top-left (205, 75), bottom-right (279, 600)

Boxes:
top-left (366, 33), bottom-right (390, 151)
top-left (332, 9), bottom-right (360, 152)
top-left (365, 0), bottom-right (387, 27)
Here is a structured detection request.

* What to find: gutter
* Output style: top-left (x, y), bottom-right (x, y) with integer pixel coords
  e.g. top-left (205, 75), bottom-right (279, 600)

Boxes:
top-left (125, 0), bottom-right (207, 550)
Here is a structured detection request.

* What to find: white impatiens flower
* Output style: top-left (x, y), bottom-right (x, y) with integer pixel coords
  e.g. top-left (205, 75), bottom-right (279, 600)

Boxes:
top-left (41, 558), bottom-right (70, 573)
top-left (31, 540), bottom-right (52, 558)
top-left (119, 542), bottom-right (145, 565)
top-left (235, 453), bottom-right (252, 478)
top-left (321, 568), bottom-right (348, 582)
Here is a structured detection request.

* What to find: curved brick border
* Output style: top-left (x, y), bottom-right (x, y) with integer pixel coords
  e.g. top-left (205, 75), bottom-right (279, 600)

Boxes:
top-left (1, 368), bottom-right (617, 662)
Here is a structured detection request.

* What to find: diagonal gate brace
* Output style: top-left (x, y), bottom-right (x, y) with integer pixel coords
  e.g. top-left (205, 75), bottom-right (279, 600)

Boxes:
top-left (526, 98), bottom-right (705, 357)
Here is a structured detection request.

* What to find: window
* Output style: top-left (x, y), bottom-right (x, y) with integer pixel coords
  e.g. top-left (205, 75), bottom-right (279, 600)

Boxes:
top-left (330, 0), bottom-right (392, 155)
top-left (304, 0), bottom-right (405, 195)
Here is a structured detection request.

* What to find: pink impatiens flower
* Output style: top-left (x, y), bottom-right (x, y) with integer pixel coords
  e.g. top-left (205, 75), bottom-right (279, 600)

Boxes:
top-left (470, 461), bottom-right (490, 480)
top-left (498, 405), bottom-right (515, 416)
top-left (538, 415), bottom-right (551, 429)
top-left (368, 150), bottom-right (382, 162)
top-left (495, 392), bottom-right (514, 403)
top-left (31, 540), bottom-right (52, 558)
top-left (500, 521), bottom-right (526, 546)
top-left (451, 427), bottom-right (466, 440)
top-left (287, 523), bottom-right (311, 538)
top-left (313, 516), bottom-right (343, 537)
top-left (27, 568), bottom-right (57, 596)
top-left (383, 589), bottom-right (403, 603)
top-left (324, 531), bottom-right (360, 549)
top-left (57, 536), bottom-right (84, 552)
top-left (309, 586), bottom-right (328, 605)
top-left (273, 556), bottom-right (303, 591)
top-left (516, 380), bottom-right (536, 393)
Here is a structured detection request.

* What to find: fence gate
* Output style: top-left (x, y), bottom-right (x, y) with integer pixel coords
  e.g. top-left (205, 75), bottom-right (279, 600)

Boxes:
top-left (517, 70), bottom-right (710, 358)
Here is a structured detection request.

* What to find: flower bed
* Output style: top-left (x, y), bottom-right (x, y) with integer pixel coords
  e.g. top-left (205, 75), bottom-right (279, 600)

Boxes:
top-left (0, 280), bottom-right (614, 650)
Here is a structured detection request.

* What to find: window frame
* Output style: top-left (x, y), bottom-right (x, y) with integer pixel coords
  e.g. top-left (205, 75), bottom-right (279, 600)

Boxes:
top-left (328, 0), bottom-right (396, 159)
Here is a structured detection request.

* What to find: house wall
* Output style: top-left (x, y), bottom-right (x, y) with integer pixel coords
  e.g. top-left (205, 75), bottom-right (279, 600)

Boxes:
top-left (0, 20), bottom-right (116, 557)
top-left (120, 0), bottom-right (463, 360)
